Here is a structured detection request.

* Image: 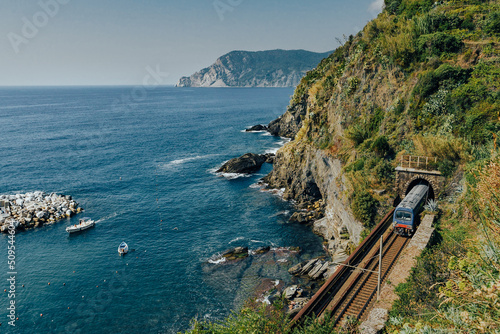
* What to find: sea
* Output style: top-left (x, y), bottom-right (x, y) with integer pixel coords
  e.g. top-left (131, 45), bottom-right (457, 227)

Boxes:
top-left (0, 87), bottom-right (325, 333)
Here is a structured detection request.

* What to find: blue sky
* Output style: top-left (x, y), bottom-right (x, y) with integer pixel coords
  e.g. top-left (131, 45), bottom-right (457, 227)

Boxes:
top-left (0, 0), bottom-right (384, 86)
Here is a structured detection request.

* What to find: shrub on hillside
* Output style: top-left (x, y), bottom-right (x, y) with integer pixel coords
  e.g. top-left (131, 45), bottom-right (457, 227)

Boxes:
top-left (414, 64), bottom-right (471, 98)
top-left (346, 123), bottom-right (370, 146)
top-left (372, 136), bottom-right (392, 157)
top-left (484, 11), bottom-right (500, 34)
top-left (352, 191), bottom-right (378, 228)
top-left (384, 0), bottom-right (401, 15)
top-left (437, 159), bottom-right (456, 177)
top-left (385, 0), bottom-right (434, 17)
top-left (374, 159), bottom-right (394, 183)
top-left (415, 12), bottom-right (473, 36)
top-left (417, 32), bottom-right (463, 57)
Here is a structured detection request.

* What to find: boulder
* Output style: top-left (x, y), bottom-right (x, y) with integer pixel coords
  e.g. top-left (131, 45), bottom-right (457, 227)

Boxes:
top-left (289, 211), bottom-right (311, 224)
top-left (288, 263), bottom-right (303, 275)
top-left (299, 259), bottom-right (319, 276)
top-left (217, 153), bottom-right (267, 174)
top-left (309, 261), bottom-right (329, 280)
top-left (36, 211), bottom-right (48, 219)
top-left (283, 285), bottom-right (298, 299)
top-left (263, 153), bottom-right (275, 164)
top-left (245, 124), bottom-right (268, 132)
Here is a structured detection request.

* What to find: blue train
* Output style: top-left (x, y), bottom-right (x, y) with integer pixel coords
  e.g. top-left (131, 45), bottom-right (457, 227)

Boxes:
top-left (393, 184), bottom-right (429, 236)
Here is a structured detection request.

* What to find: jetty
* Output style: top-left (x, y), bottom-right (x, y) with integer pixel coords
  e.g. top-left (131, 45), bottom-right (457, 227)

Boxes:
top-left (0, 191), bottom-right (82, 232)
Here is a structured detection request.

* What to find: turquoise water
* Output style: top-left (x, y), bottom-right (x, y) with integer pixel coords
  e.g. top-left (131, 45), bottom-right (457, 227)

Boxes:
top-left (0, 87), bottom-right (324, 333)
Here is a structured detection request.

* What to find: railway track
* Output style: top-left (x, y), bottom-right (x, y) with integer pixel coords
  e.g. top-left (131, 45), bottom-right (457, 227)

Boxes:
top-left (327, 231), bottom-right (410, 328)
top-left (291, 208), bottom-right (410, 329)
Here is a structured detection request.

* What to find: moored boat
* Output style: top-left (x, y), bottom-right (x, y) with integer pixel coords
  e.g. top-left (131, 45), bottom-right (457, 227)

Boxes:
top-left (66, 217), bottom-right (95, 233)
top-left (118, 241), bottom-right (128, 255)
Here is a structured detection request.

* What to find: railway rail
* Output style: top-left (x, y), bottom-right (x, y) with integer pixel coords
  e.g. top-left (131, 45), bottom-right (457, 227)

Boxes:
top-left (291, 208), bottom-right (410, 329)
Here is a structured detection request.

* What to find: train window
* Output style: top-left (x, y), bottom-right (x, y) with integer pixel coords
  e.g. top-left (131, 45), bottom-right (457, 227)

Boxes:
top-left (396, 211), bottom-right (412, 221)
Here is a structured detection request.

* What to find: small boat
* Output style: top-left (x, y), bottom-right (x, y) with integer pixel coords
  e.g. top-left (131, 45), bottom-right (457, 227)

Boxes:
top-left (118, 242), bottom-right (128, 256)
top-left (66, 218), bottom-right (95, 233)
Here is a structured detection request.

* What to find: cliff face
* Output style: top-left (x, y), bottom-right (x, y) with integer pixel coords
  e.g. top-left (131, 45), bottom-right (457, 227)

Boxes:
top-left (176, 50), bottom-right (332, 88)
top-left (264, 0), bottom-right (500, 257)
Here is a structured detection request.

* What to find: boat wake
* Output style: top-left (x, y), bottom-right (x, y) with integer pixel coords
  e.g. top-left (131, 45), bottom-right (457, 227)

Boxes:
top-left (94, 212), bottom-right (119, 224)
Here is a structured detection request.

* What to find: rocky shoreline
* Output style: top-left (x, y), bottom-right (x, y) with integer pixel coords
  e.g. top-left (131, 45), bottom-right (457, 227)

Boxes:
top-left (0, 191), bottom-right (82, 232)
top-left (212, 123), bottom-right (349, 314)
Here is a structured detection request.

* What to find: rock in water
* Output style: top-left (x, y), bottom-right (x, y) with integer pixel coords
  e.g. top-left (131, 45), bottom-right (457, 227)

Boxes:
top-left (217, 153), bottom-right (267, 174)
top-left (288, 263), bottom-right (303, 275)
top-left (254, 246), bottom-right (271, 254)
top-left (222, 247), bottom-right (249, 260)
top-left (245, 124), bottom-right (268, 132)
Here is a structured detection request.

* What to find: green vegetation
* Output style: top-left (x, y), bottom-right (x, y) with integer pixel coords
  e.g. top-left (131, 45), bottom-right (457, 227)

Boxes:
top-left (184, 1), bottom-right (500, 332)
top-left (387, 156), bottom-right (500, 333)
top-left (184, 299), bottom-right (357, 334)
top-left (351, 191), bottom-right (378, 228)
top-left (289, 0), bottom-right (499, 223)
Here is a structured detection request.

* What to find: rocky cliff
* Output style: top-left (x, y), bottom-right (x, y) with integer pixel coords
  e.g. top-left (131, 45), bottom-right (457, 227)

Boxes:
top-left (176, 50), bottom-right (332, 87)
top-left (264, 0), bottom-right (500, 258)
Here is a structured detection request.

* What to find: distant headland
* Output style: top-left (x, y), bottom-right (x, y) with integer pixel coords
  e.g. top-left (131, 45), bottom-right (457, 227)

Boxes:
top-left (176, 49), bottom-right (333, 88)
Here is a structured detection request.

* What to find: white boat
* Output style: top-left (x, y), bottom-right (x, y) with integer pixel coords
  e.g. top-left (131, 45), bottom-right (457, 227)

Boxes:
top-left (66, 218), bottom-right (95, 233)
top-left (118, 241), bottom-right (128, 255)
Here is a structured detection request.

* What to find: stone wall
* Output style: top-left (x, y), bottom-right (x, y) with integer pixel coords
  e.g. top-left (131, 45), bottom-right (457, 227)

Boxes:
top-left (395, 167), bottom-right (445, 198)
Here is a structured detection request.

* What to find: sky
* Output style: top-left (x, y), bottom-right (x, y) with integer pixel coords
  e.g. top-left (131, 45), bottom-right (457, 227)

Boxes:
top-left (0, 0), bottom-right (384, 86)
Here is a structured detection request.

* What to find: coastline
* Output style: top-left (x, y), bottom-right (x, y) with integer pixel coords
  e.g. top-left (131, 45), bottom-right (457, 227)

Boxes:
top-left (208, 124), bottom-right (341, 315)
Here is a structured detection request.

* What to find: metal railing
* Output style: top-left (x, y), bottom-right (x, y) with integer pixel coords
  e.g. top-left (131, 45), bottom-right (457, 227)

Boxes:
top-left (399, 155), bottom-right (437, 171)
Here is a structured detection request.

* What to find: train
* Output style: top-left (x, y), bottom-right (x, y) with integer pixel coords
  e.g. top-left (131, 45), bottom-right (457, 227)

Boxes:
top-left (393, 184), bottom-right (429, 236)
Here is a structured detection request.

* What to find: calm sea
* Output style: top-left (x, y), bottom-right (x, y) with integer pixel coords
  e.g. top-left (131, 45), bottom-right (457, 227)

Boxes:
top-left (0, 87), bottom-right (324, 333)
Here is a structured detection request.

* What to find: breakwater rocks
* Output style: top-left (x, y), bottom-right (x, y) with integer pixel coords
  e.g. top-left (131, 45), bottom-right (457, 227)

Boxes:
top-left (0, 191), bottom-right (82, 232)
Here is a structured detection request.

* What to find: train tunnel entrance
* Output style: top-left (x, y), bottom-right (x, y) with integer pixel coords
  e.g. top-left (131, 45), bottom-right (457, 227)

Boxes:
top-left (405, 178), bottom-right (435, 201)
top-left (395, 161), bottom-right (444, 201)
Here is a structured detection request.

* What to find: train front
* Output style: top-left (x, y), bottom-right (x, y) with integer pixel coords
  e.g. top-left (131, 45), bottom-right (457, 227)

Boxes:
top-left (393, 208), bottom-right (414, 236)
